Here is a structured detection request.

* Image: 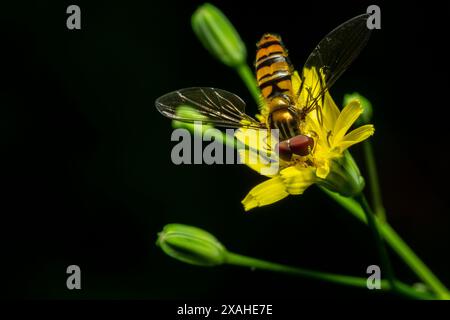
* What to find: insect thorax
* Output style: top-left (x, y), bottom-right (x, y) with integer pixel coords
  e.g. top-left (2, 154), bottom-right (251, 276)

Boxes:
top-left (268, 97), bottom-right (300, 141)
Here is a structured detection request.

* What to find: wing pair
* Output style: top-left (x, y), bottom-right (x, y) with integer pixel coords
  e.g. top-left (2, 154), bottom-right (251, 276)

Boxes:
top-left (156, 14), bottom-right (372, 129)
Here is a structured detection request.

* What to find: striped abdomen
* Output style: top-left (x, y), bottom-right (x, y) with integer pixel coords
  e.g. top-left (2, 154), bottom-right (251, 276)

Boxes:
top-left (255, 34), bottom-right (299, 140)
top-left (255, 34), bottom-right (293, 99)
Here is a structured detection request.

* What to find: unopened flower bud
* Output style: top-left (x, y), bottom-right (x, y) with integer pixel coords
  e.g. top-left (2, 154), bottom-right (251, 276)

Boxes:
top-left (192, 3), bottom-right (247, 68)
top-left (156, 224), bottom-right (227, 266)
top-left (171, 105), bottom-right (212, 132)
top-left (317, 151), bottom-right (365, 197)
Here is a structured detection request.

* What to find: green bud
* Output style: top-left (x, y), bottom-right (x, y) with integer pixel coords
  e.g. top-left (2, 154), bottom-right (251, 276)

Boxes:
top-left (343, 92), bottom-right (373, 126)
top-left (192, 3), bottom-right (247, 68)
top-left (171, 105), bottom-right (213, 132)
top-left (156, 224), bottom-right (227, 267)
top-left (317, 151), bottom-right (365, 197)
top-left (171, 105), bottom-right (241, 151)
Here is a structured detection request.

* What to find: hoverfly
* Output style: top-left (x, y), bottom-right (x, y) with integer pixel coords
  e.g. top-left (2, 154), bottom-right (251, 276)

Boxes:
top-left (156, 14), bottom-right (371, 161)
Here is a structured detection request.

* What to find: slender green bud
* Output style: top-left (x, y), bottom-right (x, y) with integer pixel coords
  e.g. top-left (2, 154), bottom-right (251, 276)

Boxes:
top-left (171, 105), bottom-right (213, 132)
top-left (343, 92), bottom-right (373, 126)
top-left (191, 3), bottom-right (247, 68)
top-left (317, 151), bottom-right (365, 197)
top-left (156, 224), bottom-right (227, 267)
top-left (171, 105), bottom-right (242, 152)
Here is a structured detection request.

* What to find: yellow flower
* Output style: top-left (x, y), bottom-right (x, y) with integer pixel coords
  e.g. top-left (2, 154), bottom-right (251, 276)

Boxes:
top-left (236, 69), bottom-right (375, 211)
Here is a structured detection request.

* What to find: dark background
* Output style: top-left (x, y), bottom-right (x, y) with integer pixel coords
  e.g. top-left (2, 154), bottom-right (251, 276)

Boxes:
top-left (1, 0), bottom-right (449, 299)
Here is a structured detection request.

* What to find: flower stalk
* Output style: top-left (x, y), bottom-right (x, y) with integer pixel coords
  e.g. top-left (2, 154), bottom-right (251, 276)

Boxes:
top-left (362, 139), bottom-right (386, 221)
top-left (236, 64), bottom-right (261, 107)
top-left (354, 193), bottom-right (398, 293)
top-left (157, 224), bottom-right (434, 299)
top-left (323, 188), bottom-right (450, 300)
top-left (226, 252), bottom-right (433, 300)
top-left (344, 93), bottom-right (386, 221)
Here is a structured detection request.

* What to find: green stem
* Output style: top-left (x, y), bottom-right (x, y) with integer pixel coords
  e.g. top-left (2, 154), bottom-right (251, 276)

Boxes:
top-left (225, 252), bottom-right (433, 299)
top-left (236, 64), bottom-right (261, 106)
top-left (322, 187), bottom-right (450, 300)
top-left (355, 194), bottom-right (398, 293)
top-left (363, 140), bottom-right (386, 221)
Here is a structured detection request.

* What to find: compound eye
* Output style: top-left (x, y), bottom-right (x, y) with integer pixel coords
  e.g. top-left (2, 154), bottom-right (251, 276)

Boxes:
top-left (276, 140), bottom-right (292, 161)
top-left (289, 135), bottom-right (314, 156)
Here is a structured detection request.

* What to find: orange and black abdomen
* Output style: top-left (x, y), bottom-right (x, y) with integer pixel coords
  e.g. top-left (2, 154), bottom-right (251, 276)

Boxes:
top-left (255, 34), bottom-right (293, 99)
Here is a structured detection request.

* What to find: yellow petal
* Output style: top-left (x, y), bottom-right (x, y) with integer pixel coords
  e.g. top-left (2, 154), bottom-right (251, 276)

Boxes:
top-left (235, 128), bottom-right (258, 148)
top-left (296, 68), bottom-right (338, 136)
top-left (313, 149), bottom-right (341, 179)
top-left (235, 127), bottom-right (280, 176)
top-left (305, 112), bottom-right (327, 145)
top-left (332, 100), bottom-right (363, 145)
top-left (292, 71), bottom-right (301, 96)
top-left (241, 177), bottom-right (289, 211)
top-left (336, 124), bottom-right (375, 151)
top-left (235, 128), bottom-right (276, 151)
top-left (316, 160), bottom-right (331, 179)
top-left (238, 149), bottom-right (279, 177)
top-left (279, 165), bottom-right (316, 195)
top-left (255, 114), bottom-right (264, 122)
top-left (322, 92), bottom-right (340, 132)
top-left (297, 67), bottom-right (323, 108)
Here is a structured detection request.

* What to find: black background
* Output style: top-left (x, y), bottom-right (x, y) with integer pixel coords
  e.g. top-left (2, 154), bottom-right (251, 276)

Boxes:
top-left (1, 0), bottom-right (449, 299)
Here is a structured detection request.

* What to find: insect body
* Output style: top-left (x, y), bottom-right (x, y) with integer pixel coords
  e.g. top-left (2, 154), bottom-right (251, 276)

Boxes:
top-left (255, 34), bottom-right (301, 142)
top-left (255, 33), bottom-right (313, 160)
top-left (155, 14), bottom-right (372, 162)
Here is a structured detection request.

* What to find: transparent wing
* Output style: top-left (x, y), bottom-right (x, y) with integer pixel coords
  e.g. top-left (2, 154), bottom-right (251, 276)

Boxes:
top-left (297, 14), bottom-right (372, 118)
top-left (155, 87), bottom-right (264, 129)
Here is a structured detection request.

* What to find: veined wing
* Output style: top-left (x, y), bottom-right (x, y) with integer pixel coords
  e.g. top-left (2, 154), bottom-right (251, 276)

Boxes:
top-left (155, 87), bottom-right (264, 129)
top-left (296, 14), bottom-right (372, 118)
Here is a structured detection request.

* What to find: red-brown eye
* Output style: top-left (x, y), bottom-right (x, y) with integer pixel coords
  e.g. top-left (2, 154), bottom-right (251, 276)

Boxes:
top-left (289, 135), bottom-right (314, 156)
top-left (276, 141), bottom-right (292, 161)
